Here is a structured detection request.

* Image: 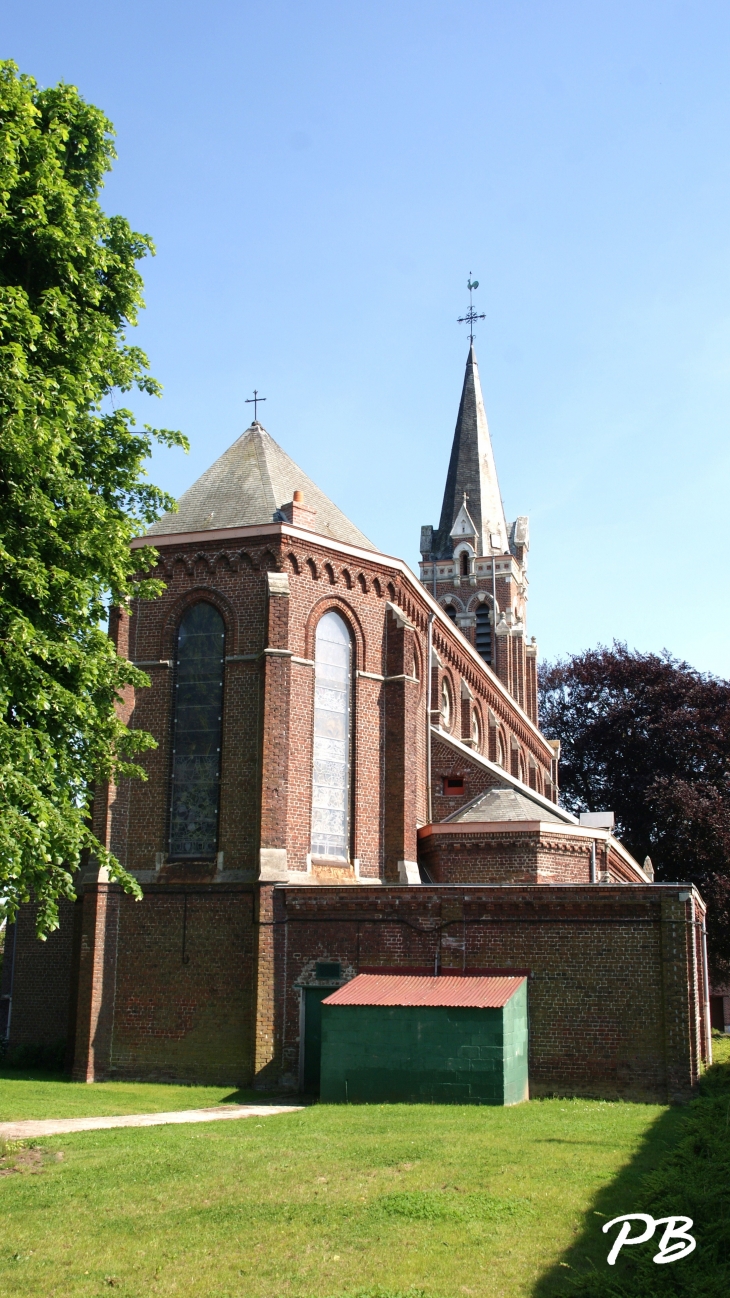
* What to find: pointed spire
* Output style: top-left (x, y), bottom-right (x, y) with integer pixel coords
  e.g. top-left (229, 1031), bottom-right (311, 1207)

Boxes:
top-left (432, 346), bottom-right (508, 558)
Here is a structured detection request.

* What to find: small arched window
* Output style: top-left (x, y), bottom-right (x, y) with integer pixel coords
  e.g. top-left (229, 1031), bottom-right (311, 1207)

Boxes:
top-left (169, 602), bottom-right (225, 859)
top-left (460, 551), bottom-right (469, 577)
top-left (495, 731), bottom-right (504, 768)
top-left (441, 677), bottom-right (452, 729)
top-left (311, 611), bottom-right (352, 859)
top-left (471, 708), bottom-right (481, 750)
top-left (476, 602), bottom-right (492, 664)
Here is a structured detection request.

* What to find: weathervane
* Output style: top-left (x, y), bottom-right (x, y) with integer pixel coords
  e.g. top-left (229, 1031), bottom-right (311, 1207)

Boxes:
top-left (245, 389), bottom-right (267, 422)
top-left (457, 275), bottom-right (485, 343)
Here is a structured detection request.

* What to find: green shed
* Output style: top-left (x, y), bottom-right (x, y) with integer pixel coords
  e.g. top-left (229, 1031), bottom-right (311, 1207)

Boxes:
top-left (320, 973), bottom-right (528, 1105)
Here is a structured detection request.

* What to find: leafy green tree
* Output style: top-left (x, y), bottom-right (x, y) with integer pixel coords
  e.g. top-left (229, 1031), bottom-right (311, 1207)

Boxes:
top-left (0, 62), bottom-right (186, 935)
top-left (539, 644), bottom-right (730, 979)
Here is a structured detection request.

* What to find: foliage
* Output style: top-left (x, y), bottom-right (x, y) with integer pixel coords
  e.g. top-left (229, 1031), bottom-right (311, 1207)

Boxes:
top-left (539, 645), bottom-right (730, 978)
top-left (0, 61), bottom-right (187, 934)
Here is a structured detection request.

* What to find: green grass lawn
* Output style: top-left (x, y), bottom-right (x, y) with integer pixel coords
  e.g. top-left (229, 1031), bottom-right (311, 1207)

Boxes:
top-left (0, 1039), bottom-right (728, 1298)
top-left (0, 1072), bottom-right (275, 1121)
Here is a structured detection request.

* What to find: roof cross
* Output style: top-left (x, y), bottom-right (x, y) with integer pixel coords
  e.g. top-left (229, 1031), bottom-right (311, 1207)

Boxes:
top-left (245, 389), bottom-right (267, 422)
top-left (457, 275), bottom-right (485, 343)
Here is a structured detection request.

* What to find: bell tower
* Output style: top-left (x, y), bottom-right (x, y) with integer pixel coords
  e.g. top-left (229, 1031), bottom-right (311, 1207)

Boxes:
top-left (419, 344), bottom-right (537, 723)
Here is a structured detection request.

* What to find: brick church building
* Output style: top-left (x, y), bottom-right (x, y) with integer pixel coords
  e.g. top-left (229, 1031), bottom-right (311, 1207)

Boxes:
top-left (1, 347), bottom-right (712, 1101)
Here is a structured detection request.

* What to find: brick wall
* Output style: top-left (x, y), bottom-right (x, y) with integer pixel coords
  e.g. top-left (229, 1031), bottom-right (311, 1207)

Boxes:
top-left (69, 883), bottom-right (256, 1084)
top-left (275, 883), bottom-right (709, 1103)
top-left (1, 899), bottom-right (78, 1051)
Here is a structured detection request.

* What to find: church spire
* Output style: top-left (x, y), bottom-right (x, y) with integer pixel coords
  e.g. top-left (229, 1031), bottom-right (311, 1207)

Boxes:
top-left (430, 344), bottom-right (508, 559)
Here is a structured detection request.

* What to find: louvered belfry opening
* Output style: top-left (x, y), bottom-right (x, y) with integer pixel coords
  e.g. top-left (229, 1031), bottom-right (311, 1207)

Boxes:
top-left (169, 602), bottom-right (225, 859)
top-left (476, 602), bottom-right (492, 663)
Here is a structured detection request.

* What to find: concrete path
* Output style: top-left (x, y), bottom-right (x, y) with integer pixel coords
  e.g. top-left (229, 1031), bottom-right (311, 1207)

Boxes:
top-left (0, 1104), bottom-right (304, 1141)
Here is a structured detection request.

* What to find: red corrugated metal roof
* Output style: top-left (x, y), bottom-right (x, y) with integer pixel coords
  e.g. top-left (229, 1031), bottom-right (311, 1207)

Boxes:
top-left (322, 973), bottom-right (526, 1009)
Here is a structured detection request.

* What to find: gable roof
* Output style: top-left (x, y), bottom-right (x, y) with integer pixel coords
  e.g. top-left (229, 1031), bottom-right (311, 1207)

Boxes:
top-left (147, 422), bottom-right (376, 551)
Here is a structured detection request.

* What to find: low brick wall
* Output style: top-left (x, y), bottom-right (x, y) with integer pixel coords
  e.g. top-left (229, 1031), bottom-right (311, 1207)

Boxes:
top-left (0, 899), bottom-right (78, 1055)
top-left (8, 879), bottom-right (707, 1104)
top-left (276, 883), bottom-right (708, 1103)
top-left (65, 883), bottom-right (258, 1086)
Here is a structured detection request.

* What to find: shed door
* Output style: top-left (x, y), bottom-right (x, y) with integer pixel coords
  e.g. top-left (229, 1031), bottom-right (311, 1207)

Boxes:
top-left (302, 988), bottom-right (330, 1094)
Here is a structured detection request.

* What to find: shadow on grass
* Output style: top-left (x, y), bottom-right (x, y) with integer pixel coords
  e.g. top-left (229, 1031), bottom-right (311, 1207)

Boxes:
top-left (0, 1068), bottom-right (71, 1084)
top-left (533, 1044), bottom-right (730, 1298)
top-left (217, 1088), bottom-right (302, 1106)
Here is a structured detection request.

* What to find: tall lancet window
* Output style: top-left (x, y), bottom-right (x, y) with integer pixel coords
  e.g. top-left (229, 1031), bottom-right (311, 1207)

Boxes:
top-left (476, 602), bottom-right (492, 664)
top-left (311, 611), bottom-right (352, 859)
top-left (169, 603), bottom-right (225, 859)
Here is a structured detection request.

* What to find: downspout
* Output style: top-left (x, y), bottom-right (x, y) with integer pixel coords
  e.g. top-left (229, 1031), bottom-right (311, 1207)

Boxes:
top-left (590, 838), bottom-right (597, 884)
top-left (700, 909), bottom-right (713, 1067)
top-left (427, 613), bottom-right (435, 824)
top-left (4, 917), bottom-right (19, 1043)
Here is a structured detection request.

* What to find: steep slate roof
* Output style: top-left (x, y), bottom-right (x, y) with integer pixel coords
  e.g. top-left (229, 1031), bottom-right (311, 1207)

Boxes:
top-left (323, 973), bottom-right (526, 1008)
top-left (444, 783), bottom-right (566, 825)
top-left (431, 344), bottom-right (509, 558)
top-left (147, 422), bottom-right (376, 551)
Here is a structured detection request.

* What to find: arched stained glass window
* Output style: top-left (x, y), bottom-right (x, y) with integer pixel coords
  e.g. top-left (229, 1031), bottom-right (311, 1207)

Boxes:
top-left (169, 603), bottom-right (225, 859)
top-left (476, 602), bottom-right (492, 663)
top-left (311, 612), bottom-right (352, 859)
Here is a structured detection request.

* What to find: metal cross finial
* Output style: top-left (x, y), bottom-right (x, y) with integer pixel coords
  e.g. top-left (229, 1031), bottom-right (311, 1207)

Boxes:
top-left (457, 274), bottom-right (485, 343)
top-left (245, 389), bottom-right (267, 422)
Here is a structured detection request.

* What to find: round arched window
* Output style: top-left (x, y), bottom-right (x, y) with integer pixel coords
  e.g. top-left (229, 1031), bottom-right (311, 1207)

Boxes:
top-left (471, 709), bottom-right (481, 750)
top-left (441, 677), bottom-right (452, 729)
top-left (311, 611), bottom-right (352, 860)
top-left (169, 602), bottom-right (225, 860)
top-left (495, 732), bottom-right (504, 767)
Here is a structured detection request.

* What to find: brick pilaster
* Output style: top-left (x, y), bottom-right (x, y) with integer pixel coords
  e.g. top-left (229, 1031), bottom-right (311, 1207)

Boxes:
top-left (383, 608), bottom-right (419, 881)
top-left (253, 883), bottom-right (278, 1086)
top-left (660, 893), bottom-right (698, 1101)
top-left (258, 573), bottom-right (292, 878)
top-left (71, 879), bottom-right (121, 1082)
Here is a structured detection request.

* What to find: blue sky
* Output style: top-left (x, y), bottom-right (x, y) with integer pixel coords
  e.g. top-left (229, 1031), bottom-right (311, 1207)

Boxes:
top-left (6, 1), bottom-right (730, 675)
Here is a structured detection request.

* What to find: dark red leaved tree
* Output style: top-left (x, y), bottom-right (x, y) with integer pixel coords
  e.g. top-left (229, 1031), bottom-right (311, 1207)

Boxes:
top-left (539, 644), bottom-right (730, 980)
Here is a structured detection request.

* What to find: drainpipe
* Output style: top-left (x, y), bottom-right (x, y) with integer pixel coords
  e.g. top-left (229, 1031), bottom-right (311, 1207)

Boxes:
top-left (590, 838), bottom-right (597, 884)
top-left (700, 910), bottom-right (713, 1067)
top-left (3, 917), bottom-right (19, 1043)
top-left (427, 613), bottom-right (435, 823)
